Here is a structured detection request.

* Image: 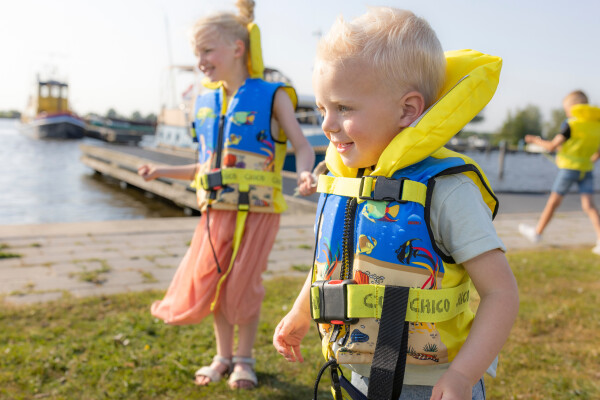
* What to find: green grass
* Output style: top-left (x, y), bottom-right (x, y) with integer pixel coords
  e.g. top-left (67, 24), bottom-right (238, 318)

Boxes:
top-left (484, 248), bottom-right (600, 399)
top-left (0, 277), bottom-right (328, 399)
top-left (0, 248), bottom-right (598, 399)
top-left (0, 252), bottom-right (22, 259)
top-left (291, 264), bottom-right (312, 272)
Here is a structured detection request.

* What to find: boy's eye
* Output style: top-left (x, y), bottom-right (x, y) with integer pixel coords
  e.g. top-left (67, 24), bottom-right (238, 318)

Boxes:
top-left (338, 105), bottom-right (350, 113)
top-left (317, 107), bottom-right (325, 117)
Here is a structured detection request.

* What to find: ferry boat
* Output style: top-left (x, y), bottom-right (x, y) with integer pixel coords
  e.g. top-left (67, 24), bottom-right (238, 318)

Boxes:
top-left (150, 66), bottom-right (327, 171)
top-left (21, 77), bottom-right (86, 139)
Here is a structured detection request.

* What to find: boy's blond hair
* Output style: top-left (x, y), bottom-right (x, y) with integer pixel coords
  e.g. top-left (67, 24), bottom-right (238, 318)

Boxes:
top-left (191, 0), bottom-right (255, 56)
top-left (316, 7), bottom-right (445, 108)
top-left (564, 90), bottom-right (589, 106)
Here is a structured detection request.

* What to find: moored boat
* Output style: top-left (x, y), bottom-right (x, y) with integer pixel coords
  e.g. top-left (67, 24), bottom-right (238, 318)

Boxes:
top-left (21, 78), bottom-right (85, 139)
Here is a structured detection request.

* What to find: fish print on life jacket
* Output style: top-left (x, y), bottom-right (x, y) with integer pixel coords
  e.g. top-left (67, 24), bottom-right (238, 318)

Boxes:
top-left (192, 78), bottom-right (295, 213)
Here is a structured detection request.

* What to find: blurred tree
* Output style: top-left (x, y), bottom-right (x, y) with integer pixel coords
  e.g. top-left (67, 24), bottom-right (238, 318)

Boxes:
top-left (544, 108), bottom-right (566, 138)
top-left (145, 113), bottom-right (157, 124)
top-left (106, 108), bottom-right (118, 119)
top-left (496, 105), bottom-right (542, 145)
top-left (131, 111), bottom-right (142, 121)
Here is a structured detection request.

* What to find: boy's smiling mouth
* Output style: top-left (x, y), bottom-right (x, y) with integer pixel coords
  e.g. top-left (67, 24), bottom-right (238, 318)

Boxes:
top-left (333, 141), bottom-right (354, 153)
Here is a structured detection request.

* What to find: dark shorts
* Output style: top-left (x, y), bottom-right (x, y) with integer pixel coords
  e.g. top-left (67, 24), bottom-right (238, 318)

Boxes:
top-left (350, 372), bottom-right (486, 399)
top-left (551, 168), bottom-right (594, 196)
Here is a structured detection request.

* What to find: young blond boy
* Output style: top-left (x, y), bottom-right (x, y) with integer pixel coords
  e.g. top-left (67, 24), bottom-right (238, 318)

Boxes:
top-left (520, 90), bottom-right (600, 254)
top-left (273, 7), bottom-right (519, 400)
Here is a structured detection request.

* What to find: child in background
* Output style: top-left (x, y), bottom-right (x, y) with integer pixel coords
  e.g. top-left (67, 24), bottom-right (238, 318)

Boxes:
top-left (138, 0), bottom-right (315, 390)
top-left (273, 7), bottom-right (518, 400)
top-left (519, 90), bottom-right (600, 255)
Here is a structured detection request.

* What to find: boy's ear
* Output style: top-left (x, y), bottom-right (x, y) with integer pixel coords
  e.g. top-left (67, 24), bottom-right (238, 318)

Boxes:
top-left (398, 91), bottom-right (426, 128)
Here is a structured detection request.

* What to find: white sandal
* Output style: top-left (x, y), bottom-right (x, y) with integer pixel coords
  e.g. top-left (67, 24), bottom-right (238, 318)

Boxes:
top-left (194, 355), bottom-right (232, 385)
top-left (229, 356), bottom-right (258, 389)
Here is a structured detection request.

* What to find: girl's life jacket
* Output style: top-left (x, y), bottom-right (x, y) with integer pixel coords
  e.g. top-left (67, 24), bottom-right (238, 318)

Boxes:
top-left (309, 49), bottom-right (502, 400)
top-left (192, 78), bottom-right (296, 213)
top-left (556, 104), bottom-right (600, 172)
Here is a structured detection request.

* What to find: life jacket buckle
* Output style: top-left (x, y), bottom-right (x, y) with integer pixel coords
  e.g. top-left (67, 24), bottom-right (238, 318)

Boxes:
top-left (359, 176), bottom-right (407, 202)
top-left (202, 169), bottom-right (225, 191)
top-left (311, 279), bottom-right (359, 325)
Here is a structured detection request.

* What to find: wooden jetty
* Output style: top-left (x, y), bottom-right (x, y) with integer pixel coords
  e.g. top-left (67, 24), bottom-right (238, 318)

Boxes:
top-left (79, 143), bottom-right (319, 214)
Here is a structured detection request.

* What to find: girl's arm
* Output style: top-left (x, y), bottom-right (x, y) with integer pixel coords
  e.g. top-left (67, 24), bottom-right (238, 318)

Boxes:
top-left (431, 249), bottom-right (519, 400)
top-left (138, 163), bottom-right (200, 182)
top-left (272, 89), bottom-right (316, 196)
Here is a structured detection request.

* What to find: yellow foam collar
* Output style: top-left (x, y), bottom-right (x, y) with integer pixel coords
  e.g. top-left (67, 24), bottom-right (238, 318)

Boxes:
top-left (571, 104), bottom-right (600, 122)
top-left (326, 49), bottom-right (503, 178)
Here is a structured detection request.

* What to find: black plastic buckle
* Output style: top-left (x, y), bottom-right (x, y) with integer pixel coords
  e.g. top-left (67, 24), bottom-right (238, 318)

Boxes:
top-left (204, 170), bottom-right (224, 190)
top-left (311, 279), bottom-right (358, 325)
top-left (238, 191), bottom-right (250, 211)
top-left (360, 176), bottom-right (406, 202)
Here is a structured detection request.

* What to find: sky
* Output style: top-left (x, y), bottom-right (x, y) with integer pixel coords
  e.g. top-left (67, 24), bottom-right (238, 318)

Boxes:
top-left (2, 0), bottom-right (600, 133)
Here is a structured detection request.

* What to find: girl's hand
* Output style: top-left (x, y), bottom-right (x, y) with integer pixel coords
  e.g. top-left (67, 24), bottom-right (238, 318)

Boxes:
top-left (137, 164), bottom-right (160, 181)
top-left (273, 309), bottom-right (312, 362)
top-left (295, 171), bottom-right (317, 197)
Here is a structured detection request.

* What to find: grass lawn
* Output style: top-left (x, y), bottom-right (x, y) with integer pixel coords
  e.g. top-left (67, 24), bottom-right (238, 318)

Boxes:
top-left (1, 248), bottom-right (599, 399)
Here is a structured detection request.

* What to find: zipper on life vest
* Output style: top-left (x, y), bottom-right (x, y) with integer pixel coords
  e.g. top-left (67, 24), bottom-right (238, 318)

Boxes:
top-left (340, 168), bottom-right (364, 280)
top-left (340, 197), bottom-right (357, 280)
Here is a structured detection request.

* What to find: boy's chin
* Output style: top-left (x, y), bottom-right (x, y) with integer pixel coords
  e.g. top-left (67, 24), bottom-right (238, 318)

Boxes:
top-left (341, 158), bottom-right (375, 170)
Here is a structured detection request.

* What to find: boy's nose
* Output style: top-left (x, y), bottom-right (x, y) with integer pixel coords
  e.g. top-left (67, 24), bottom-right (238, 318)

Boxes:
top-left (321, 114), bottom-right (340, 136)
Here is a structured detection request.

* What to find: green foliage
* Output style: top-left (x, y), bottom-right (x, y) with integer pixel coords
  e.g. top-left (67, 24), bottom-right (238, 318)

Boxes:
top-left (0, 110), bottom-right (21, 118)
top-left (544, 108), bottom-right (567, 138)
top-left (497, 105), bottom-right (543, 145)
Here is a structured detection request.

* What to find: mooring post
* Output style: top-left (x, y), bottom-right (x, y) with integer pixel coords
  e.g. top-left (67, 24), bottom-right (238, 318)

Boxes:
top-left (498, 140), bottom-right (506, 180)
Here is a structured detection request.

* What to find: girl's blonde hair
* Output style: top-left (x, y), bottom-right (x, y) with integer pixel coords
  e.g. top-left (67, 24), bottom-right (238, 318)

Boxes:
top-left (191, 0), bottom-right (255, 56)
top-left (317, 7), bottom-right (445, 107)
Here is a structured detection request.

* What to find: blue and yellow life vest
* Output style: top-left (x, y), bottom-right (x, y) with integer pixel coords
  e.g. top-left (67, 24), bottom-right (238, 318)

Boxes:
top-left (192, 78), bottom-right (296, 213)
top-left (309, 49), bottom-right (502, 400)
top-left (556, 104), bottom-right (600, 172)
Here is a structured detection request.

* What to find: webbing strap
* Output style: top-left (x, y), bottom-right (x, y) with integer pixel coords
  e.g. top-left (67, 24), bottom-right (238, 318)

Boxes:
top-left (339, 374), bottom-right (368, 400)
top-left (367, 286), bottom-right (410, 400)
top-left (210, 209), bottom-right (248, 311)
top-left (311, 280), bottom-right (470, 323)
top-left (317, 175), bottom-right (427, 206)
top-left (196, 168), bottom-right (283, 190)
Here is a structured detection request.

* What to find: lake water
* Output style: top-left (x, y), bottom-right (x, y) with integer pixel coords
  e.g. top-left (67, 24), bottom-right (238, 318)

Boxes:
top-left (0, 119), bottom-right (185, 225)
top-left (1, 118), bottom-right (598, 225)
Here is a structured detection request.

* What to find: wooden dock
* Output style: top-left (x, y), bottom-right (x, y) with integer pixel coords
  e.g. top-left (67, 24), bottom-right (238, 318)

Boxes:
top-left (79, 143), bottom-right (319, 214)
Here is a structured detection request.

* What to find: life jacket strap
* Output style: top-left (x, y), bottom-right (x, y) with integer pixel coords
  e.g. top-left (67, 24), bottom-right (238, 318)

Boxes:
top-left (311, 280), bottom-right (471, 324)
top-left (368, 285), bottom-right (410, 400)
top-left (210, 209), bottom-right (248, 311)
top-left (317, 175), bottom-right (427, 206)
top-left (196, 168), bottom-right (283, 191)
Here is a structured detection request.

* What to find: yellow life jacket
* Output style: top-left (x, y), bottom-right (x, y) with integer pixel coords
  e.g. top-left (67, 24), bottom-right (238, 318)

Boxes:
top-left (310, 49), bottom-right (502, 400)
top-left (556, 104), bottom-right (600, 172)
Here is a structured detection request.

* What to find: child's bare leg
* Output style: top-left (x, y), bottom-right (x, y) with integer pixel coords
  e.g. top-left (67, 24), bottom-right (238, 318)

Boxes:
top-left (536, 192), bottom-right (563, 234)
top-left (230, 315), bottom-right (260, 389)
top-left (195, 310), bottom-right (234, 386)
top-left (581, 194), bottom-right (600, 240)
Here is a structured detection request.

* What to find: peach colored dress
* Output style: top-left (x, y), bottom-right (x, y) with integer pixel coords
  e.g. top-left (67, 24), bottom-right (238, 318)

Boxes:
top-left (151, 209), bottom-right (280, 325)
